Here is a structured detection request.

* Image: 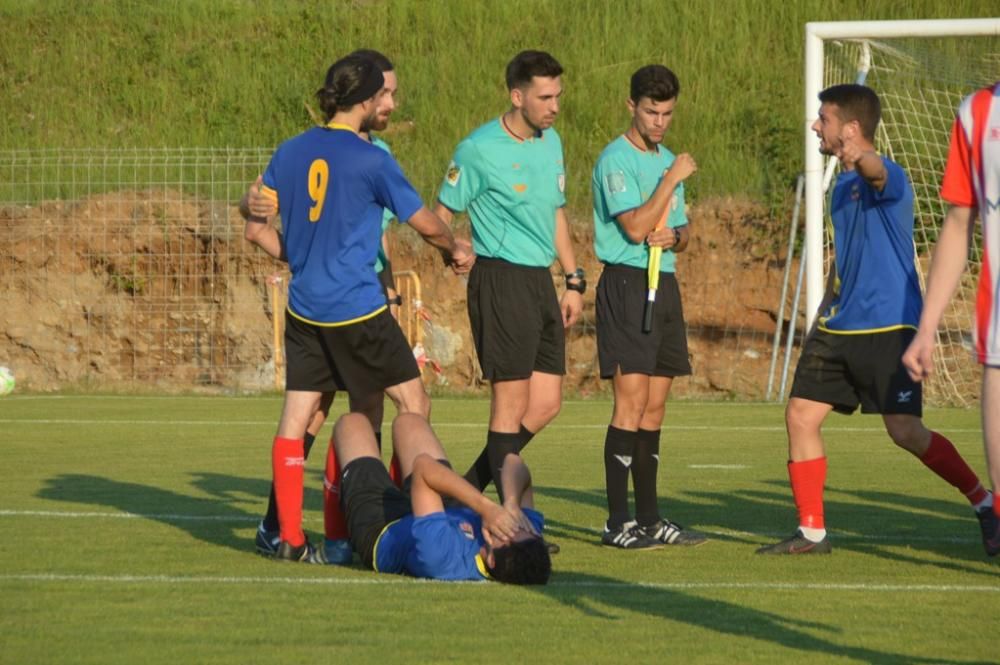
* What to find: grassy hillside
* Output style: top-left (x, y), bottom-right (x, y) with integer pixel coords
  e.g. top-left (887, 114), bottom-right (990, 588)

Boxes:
top-left (1, 0), bottom-right (995, 209)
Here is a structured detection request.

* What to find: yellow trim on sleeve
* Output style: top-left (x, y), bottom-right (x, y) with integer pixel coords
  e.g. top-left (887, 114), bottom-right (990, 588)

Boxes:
top-left (287, 305), bottom-right (387, 328)
top-left (259, 185), bottom-right (279, 209)
top-left (371, 518), bottom-right (404, 573)
top-left (475, 553), bottom-right (492, 580)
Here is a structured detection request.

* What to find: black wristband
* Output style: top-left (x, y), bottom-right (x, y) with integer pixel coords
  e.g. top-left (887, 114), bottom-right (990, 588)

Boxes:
top-left (386, 294), bottom-right (403, 306)
top-left (565, 268), bottom-right (586, 295)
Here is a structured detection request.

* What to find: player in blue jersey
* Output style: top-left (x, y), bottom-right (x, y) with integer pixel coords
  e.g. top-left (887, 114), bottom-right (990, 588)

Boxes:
top-left (242, 50), bottom-right (419, 564)
top-left (757, 84), bottom-right (992, 555)
top-left (243, 54), bottom-right (471, 562)
top-left (591, 65), bottom-right (706, 549)
top-left (335, 411), bottom-right (550, 584)
top-left (434, 51), bottom-right (583, 517)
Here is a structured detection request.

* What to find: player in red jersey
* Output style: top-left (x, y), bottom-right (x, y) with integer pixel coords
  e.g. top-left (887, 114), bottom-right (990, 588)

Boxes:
top-left (903, 82), bottom-right (1000, 556)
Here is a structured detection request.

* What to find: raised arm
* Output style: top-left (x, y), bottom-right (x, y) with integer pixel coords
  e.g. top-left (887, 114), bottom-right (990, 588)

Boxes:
top-left (409, 454), bottom-right (519, 545)
top-left (615, 153), bottom-right (696, 243)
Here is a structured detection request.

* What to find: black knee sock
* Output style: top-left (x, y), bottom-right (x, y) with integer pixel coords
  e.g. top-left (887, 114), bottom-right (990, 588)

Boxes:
top-left (604, 426), bottom-right (637, 530)
top-left (486, 430), bottom-right (524, 503)
top-left (303, 431), bottom-right (317, 460)
top-left (633, 428), bottom-right (661, 527)
top-left (465, 425), bottom-right (534, 491)
top-left (374, 431), bottom-right (382, 454)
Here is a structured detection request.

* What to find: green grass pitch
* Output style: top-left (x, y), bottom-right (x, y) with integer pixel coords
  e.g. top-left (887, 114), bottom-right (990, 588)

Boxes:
top-left (0, 395), bottom-right (996, 664)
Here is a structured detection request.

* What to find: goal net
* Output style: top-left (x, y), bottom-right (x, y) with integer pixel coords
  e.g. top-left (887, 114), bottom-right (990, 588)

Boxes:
top-left (806, 20), bottom-right (1000, 406)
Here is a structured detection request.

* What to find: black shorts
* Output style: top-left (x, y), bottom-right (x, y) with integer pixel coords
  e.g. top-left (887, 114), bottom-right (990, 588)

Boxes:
top-left (340, 456), bottom-right (412, 570)
top-left (596, 264), bottom-right (691, 379)
top-left (467, 257), bottom-right (565, 381)
top-left (284, 308), bottom-right (420, 396)
top-left (790, 328), bottom-right (922, 416)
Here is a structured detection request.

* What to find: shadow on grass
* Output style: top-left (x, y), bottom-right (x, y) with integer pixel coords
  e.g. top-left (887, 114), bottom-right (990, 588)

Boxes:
top-left (35, 471), bottom-right (328, 554)
top-left (539, 570), bottom-right (994, 665)
top-left (533, 480), bottom-right (997, 574)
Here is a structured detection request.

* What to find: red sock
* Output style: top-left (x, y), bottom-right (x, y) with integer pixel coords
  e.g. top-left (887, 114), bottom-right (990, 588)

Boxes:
top-left (920, 432), bottom-right (989, 505)
top-left (323, 437), bottom-right (349, 541)
top-left (389, 452), bottom-right (403, 488)
top-left (789, 457), bottom-right (827, 529)
top-left (272, 436), bottom-right (305, 547)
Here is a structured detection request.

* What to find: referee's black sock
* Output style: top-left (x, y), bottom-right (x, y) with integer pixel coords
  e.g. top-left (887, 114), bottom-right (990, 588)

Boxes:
top-left (486, 430), bottom-right (523, 503)
top-left (464, 426), bottom-right (534, 491)
top-left (633, 428), bottom-right (662, 527)
top-left (374, 431), bottom-right (382, 454)
top-left (605, 426), bottom-right (637, 530)
top-left (263, 430), bottom-right (318, 533)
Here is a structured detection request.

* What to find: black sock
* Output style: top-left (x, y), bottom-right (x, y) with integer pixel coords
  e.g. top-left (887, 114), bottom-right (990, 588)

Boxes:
top-left (633, 428), bottom-right (661, 526)
top-left (604, 426), bottom-right (637, 530)
top-left (375, 431), bottom-right (382, 454)
top-left (486, 430), bottom-right (523, 503)
top-left (464, 425), bottom-right (534, 491)
top-left (303, 431), bottom-right (316, 460)
top-left (262, 483), bottom-right (279, 532)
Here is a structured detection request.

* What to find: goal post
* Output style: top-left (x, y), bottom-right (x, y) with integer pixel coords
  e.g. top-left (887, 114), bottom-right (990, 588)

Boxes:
top-left (803, 18), bottom-right (1000, 405)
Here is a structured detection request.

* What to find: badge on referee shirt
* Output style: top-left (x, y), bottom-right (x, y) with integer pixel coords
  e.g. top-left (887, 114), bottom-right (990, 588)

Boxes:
top-left (605, 171), bottom-right (627, 194)
top-left (557, 173), bottom-right (566, 193)
top-left (446, 162), bottom-right (461, 187)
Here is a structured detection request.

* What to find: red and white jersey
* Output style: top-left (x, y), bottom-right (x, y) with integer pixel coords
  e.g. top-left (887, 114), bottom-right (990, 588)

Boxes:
top-left (941, 82), bottom-right (1000, 366)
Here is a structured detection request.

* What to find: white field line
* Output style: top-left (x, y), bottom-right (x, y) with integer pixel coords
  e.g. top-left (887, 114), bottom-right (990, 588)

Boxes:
top-left (0, 509), bottom-right (984, 545)
top-left (0, 572), bottom-right (996, 593)
top-left (0, 417), bottom-right (982, 434)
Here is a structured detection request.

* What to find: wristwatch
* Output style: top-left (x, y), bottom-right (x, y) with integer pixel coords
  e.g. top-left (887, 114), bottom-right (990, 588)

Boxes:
top-left (565, 268), bottom-right (586, 294)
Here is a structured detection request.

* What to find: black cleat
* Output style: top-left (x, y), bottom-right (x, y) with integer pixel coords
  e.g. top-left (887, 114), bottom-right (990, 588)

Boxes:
top-left (756, 529), bottom-right (831, 555)
top-left (274, 538), bottom-right (318, 563)
top-left (975, 505), bottom-right (1000, 557)
top-left (254, 521), bottom-right (280, 556)
top-left (640, 519), bottom-right (708, 546)
top-left (601, 521), bottom-right (663, 550)
top-left (544, 539), bottom-right (561, 555)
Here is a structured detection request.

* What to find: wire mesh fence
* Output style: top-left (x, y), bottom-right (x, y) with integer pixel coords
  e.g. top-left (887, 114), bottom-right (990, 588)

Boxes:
top-left (0, 147), bottom-right (784, 397)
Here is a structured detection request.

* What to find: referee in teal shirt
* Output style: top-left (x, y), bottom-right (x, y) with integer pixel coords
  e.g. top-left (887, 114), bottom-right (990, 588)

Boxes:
top-left (435, 51), bottom-right (583, 515)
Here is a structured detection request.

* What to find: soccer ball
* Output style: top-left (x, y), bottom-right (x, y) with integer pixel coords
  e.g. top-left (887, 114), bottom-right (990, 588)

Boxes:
top-left (0, 366), bottom-right (15, 397)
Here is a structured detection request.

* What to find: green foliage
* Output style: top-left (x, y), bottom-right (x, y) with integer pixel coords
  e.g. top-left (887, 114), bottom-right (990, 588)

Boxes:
top-left (0, 0), bottom-right (994, 211)
top-left (0, 395), bottom-right (995, 663)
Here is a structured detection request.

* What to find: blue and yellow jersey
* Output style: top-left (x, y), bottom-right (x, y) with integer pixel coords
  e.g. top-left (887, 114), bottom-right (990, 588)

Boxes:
top-left (818, 157), bottom-right (921, 334)
top-left (374, 506), bottom-right (545, 581)
top-left (592, 135), bottom-right (687, 272)
top-left (370, 135), bottom-right (396, 275)
top-left (262, 124), bottom-right (422, 325)
top-left (437, 118), bottom-right (566, 268)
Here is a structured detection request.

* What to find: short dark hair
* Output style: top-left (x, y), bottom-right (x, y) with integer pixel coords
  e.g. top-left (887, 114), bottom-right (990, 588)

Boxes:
top-left (315, 54), bottom-right (384, 121)
top-left (349, 49), bottom-right (394, 73)
top-left (505, 50), bottom-right (563, 91)
top-left (630, 64), bottom-right (680, 103)
top-left (818, 84), bottom-right (881, 141)
top-left (488, 537), bottom-right (551, 585)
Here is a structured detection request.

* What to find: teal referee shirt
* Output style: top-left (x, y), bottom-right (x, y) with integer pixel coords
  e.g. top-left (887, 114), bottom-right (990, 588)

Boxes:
top-left (437, 118), bottom-right (566, 267)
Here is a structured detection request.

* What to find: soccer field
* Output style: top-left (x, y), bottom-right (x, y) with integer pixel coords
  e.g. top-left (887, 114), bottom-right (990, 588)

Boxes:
top-left (0, 395), bottom-right (996, 664)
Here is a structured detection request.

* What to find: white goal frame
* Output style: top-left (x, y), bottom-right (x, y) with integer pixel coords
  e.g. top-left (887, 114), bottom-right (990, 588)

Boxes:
top-left (803, 18), bottom-right (1000, 330)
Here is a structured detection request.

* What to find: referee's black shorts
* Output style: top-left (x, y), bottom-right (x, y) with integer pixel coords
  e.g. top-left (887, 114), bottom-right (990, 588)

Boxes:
top-left (790, 328), bottom-right (922, 416)
top-left (596, 264), bottom-right (691, 379)
top-left (284, 307), bottom-right (420, 396)
top-left (467, 257), bottom-right (566, 381)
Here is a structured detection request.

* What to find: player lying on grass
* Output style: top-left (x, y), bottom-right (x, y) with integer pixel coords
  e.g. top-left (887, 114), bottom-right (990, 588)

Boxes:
top-left (335, 411), bottom-right (551, 583)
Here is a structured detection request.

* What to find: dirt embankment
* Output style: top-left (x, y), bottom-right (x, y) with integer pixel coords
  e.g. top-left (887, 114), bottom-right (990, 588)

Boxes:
top-left (0, 191), bottom-right (794, 397)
